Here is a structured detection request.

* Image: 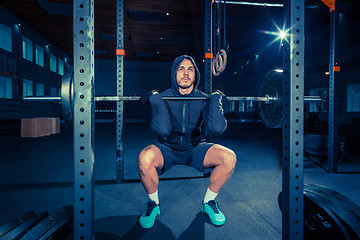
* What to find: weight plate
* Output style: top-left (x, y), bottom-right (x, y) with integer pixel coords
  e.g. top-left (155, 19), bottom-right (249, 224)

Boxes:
top-left (278, 187), bottom-right (351, 240)
top-left (259, 70), bottom-right (283, 128)
top-left (307, 184), bottom-right (360, 220)
top-left (305, 184), bottom-right (360, 239)
top-left (61, 67), bottom-right (74, 125)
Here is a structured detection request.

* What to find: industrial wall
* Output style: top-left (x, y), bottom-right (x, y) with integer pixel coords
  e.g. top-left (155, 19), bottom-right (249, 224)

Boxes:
top-left (0, 5), bottom-right (67, 120)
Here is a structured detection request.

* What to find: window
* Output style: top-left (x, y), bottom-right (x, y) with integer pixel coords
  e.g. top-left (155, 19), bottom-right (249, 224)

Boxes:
top-left (347, 84), bottom-right (360, 112)
top-left (0, 24), bottom-right (12, 52)
top-left (36, 83), bottom-right (44, 96)
top-left (58, 59), bottom-right (64, 75)
top-left (23, 79), bottom-right (33, 99)
top-left (0, 76), bottom-right (12, 99)
top-left (50, 86), bottom-right (58, 96)
top-left (22, 37), bottom-right (33, 62)
top-left (35, 45), bottom-right (44, 67)
top-left (50, 54), bottom-right (57, 72)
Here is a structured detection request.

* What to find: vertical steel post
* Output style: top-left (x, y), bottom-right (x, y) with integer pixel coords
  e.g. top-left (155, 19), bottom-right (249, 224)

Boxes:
top-left (282, 0), bottom-right (304, 239)
top-left (204, 0), bottom-right (212, 94)
top-left (328, 3), bottom-right (338, 173)
top-left (73, 0), bottom-right (95, 239)
top-left (116, 0), bottom-right (125, 182)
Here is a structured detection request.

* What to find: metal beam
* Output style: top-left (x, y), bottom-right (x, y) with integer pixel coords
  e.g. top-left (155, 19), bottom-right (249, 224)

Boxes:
top-left (204, 0), bottom-right (212, 94)
top-left (73, 0), bottom-right (95, 239)
top-left (213, 0), bottom-right (283, 7)
top-left (116, 0), bottom-right (125, 182)
top-left (282, 0), bottom-right (304, 239)
top-left (328, 1), bottom-right (338, 173)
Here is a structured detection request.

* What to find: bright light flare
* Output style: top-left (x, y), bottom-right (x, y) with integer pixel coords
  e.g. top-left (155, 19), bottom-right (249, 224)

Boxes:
top-left (260, 28), bottom-right (289, 43)
top-left (259, 17), bottom-right (290, 49)
top-left (279, 30), bottom-right (286, 39)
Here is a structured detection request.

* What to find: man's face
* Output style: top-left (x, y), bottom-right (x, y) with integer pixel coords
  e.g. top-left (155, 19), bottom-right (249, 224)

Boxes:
top-left (176, 59), bottom-right (195, 92)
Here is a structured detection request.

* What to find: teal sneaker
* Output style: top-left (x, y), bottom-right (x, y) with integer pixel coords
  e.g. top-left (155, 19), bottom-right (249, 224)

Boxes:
top-left (139, 200), bottom-right (160, 229)
top-left (202, 200), bottom-right (226, 226)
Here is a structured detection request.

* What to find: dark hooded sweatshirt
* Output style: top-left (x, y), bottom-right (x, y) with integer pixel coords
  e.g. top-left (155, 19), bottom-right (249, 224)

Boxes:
top-left (149, 55), bottom-right (227, 151)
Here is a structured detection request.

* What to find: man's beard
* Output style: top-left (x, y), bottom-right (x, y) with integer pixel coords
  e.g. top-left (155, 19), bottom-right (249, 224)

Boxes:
top-left (178, 78), bottom-right (194, 89)
top-left (178, 83), bottom-right (193, 89)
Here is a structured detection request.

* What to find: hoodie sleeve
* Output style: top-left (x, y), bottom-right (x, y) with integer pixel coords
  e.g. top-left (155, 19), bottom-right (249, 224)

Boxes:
top-left (203, 93), bottom-right (227, 136)
top-left (149, 93), bottom-right (172, 137)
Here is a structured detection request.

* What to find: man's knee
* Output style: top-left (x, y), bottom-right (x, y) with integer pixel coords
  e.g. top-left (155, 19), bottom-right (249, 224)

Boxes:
top-left (138, 147), bottom-right (155, 171)
top-left (205, 145), bottom-right (237, 170)
top-left (138, 146), bottom-right (162, 174)
top-left (221, 149), bottom-right (237, 171)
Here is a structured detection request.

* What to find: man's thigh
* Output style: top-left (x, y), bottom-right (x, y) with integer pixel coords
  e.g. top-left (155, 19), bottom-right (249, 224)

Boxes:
top-left (190, 142), bottom-right (215, 174)
top-left (202, 144), bottom-right (235, 168)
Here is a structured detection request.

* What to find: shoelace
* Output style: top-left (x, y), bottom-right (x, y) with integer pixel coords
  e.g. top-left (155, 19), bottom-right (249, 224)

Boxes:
top-left (144, 201), bottom-right (158, 216)
top-left (207, 201), bottom-right (220, 214)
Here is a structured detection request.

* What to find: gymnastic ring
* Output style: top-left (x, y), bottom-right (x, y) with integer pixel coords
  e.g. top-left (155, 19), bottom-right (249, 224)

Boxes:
top-left (212, 49), bottom-right (227, 76)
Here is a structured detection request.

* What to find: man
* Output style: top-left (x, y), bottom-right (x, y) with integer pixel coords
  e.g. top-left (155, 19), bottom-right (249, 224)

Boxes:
top-left (138, 55), bottom-right (236, 229)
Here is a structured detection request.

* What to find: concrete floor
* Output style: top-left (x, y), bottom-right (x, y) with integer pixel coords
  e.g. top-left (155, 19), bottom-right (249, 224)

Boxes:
top-left (0, 121), bottom-right (359, 239)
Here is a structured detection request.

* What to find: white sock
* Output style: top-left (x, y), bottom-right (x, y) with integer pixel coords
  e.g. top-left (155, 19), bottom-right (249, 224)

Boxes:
top-left (203, 188), bottom-right (218, 203)
top-left (148, 190), bottom-right (159, 205)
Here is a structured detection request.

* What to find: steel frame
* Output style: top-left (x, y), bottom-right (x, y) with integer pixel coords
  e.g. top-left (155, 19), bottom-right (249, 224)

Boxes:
top-left (282, 1), bottom-right (304, 239)
top-left (206, 1), bottom-right (306, 237)
top-left (328, 1), bottom-right (338, 173)
top-left (70, 0), bottom-right (337, 238)
top-left (73, 0), bottom-right (95, 239)
top-left (116, 0), bottom-right (125, 182)
top-left (204, 0), bottom-right (213, 94)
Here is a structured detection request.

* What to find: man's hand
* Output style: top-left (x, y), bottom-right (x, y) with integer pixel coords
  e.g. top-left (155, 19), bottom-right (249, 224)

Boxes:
top-left (211, 90), bottom-right (226, 98)
top-left (140, 90), bottom-right (159, 104)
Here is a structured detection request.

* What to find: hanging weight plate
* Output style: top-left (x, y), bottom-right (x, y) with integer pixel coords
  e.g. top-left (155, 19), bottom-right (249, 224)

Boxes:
top-left (259, 70), bottom-right (283, 128)
top-left (61, 67), bottom-right (74, 125)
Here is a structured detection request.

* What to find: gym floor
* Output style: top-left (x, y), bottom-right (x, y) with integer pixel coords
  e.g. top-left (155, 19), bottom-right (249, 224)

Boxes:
top-left (0, 120), bottom-right (359, 240)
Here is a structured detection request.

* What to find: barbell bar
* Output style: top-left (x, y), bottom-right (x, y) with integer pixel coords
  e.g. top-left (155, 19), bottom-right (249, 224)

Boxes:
top-left (24, 95), bottom-right (320, 103)
top-left (24, 68), bottom-right (324, 128)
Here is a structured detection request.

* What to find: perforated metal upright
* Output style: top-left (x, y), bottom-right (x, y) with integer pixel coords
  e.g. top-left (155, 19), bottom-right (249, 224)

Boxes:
top-left (328, 1), bottom-right (338, 173)
top-left (116, 0), bottom-right (125, 182)
top-left (204, 0), bottom-right (212, 94)
top-left (73, 0), bottom-right (95, 239)
top-left (282, 0), bottom-right (304, 239)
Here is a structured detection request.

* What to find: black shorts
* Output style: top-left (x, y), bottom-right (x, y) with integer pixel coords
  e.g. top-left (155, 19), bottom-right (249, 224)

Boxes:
top-left (154, 141), bottom-right (214, 176)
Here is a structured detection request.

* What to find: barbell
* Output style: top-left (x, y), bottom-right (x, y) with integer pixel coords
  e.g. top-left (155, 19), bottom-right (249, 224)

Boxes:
top-left (24, 68), bottom-right (323, 128)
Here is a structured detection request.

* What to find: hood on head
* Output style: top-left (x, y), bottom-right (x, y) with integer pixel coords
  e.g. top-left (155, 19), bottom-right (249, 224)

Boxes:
top-left (171, 55), bottom-right (200, 94)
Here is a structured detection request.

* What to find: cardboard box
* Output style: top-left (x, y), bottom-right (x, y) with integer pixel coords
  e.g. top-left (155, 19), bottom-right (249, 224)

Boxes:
top-left (49, 117), bottom-right (60, 134)
top-left (21, 118), bottom-right (51, 138)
